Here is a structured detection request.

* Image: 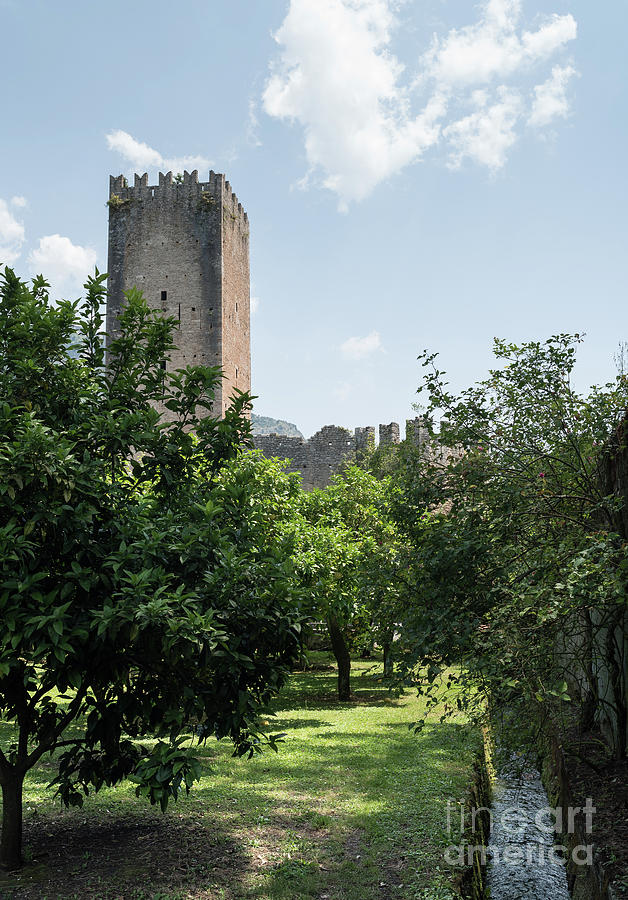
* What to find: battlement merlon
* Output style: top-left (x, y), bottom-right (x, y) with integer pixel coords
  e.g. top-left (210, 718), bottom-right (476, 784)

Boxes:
top-left (108, 171), bottom-right (249, 225)
top-left (379, 422), bottom-right (400, 447)
top-left (406, 416), bottom-right (431, 447)
top-left (355, 426), bottom-right (375, 452)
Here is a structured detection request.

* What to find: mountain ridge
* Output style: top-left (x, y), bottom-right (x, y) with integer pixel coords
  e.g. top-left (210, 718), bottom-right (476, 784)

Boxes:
top-left (251, 414), bottom-right (303, 438)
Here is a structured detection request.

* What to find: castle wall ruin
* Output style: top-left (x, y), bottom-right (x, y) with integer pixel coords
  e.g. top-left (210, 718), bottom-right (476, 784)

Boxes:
top-left (253, 417), bottom-right (431, 490)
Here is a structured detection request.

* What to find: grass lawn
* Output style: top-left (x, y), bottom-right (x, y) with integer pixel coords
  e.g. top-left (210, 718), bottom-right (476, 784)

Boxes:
top-left (0, 655), bottom-right (481, 900)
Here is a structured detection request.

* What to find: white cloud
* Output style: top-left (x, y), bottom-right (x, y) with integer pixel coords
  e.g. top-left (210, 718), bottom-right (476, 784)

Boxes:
top-left (10, 195), bottom-right (27, 209)
top-left (425, 0), bottom-right (577, 87)
top-left (528, 64), bottom-right (577, 128)
top-left (251, 295), bottom-right (260, 315)
top-left (106, 130), bottom-right (212, 174)
top-left (263, 0), bottom-right (578, 205)
top-left (247, 100), bottom-right (263, 148)
top-left (0, 198), bottom-right (25, 265)
top-left (263, 0), bottom-right (446, 208)
top-left (340, 330), bottom-right (382, 360)
top-left (445, 88), bottom-right (523, 169)
top-left (106, 131), bottom-right (162, 169)
top-left (28, 235), bottom-right (98, 297)
top-left (522, 13), bottom-right (577, 60)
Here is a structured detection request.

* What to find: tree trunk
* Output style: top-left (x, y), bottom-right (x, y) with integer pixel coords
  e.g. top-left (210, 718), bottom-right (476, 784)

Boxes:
top-left (383, 642), bottom-right (393, 677)
top-left (578, 610), bottom-right (598, 733)
top-left (327, 613), bottom-right (351, 701)
top-left (607, 611), bottom-right (627, 760)
top-left (0, 768), bottom-right (24, 870)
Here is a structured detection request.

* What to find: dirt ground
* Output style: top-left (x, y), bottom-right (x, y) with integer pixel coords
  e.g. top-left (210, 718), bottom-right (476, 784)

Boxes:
top-left (564, 729), bottom-right (628, 897)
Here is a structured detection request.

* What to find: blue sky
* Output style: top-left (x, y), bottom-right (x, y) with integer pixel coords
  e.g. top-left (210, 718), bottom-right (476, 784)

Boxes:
top-left (1, 0), bottom-right (626, 437)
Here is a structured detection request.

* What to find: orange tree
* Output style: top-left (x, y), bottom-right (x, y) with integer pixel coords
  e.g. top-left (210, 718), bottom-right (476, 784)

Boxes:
top-left (294, 467), bottom-right (403, 699)
top-left (0, 268), bottom-right (301, 869)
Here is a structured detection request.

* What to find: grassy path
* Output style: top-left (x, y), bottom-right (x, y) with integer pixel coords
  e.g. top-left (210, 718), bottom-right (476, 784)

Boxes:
top-left (1, 656), bottom-right (480, 899)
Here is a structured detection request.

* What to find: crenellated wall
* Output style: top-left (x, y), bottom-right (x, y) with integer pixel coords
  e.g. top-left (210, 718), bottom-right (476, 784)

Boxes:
top-left (254, 417), bottom-right (432, 490)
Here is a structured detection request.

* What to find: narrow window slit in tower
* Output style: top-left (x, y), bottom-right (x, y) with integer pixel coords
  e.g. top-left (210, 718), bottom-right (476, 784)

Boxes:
top-left (178, 303), bottom-right (181, 321)
top-left (161, 290), bottom-right (167, 302)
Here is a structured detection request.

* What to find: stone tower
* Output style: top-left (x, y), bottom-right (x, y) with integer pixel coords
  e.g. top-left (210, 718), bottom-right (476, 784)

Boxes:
top-left (106, 169), bottom-right (250, 418)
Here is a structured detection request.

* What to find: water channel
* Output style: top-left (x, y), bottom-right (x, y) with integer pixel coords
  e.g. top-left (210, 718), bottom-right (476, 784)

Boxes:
top-left (487, 759), bottom-right (571, 899)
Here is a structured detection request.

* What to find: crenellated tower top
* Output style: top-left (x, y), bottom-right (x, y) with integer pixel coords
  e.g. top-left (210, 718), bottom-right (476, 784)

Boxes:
top-left (108, 170), bottom-right (248, 230)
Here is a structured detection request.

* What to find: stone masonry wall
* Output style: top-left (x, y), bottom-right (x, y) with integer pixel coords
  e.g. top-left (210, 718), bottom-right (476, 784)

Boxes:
top-left (254, 418), bottom-right (428, 490)
top-left (106, 170), bottom-right (250, 419)
top-left (220, 181), bottom-right (251, 412)
top-left (254, 426), bottom-right (357, 491)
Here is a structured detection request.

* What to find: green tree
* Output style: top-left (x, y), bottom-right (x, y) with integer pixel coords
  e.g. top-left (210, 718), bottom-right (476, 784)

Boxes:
top-left (295, 467), bottom-right (403, 699)
top-left (392, 336), bottom-right (628, 754)
top-left (0, 268), bottom-right (301, 869)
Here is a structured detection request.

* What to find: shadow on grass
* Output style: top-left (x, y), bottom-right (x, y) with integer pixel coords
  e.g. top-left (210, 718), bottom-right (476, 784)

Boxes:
top-left (271, 666), bottom-right (401, 713)
top-left (0, 811), bottom-right (251, 900)
top-left (207, 722), bottom-right (476, 801)
top-left (273, 694), bottom-right (401, 713)
top-left (269, 717), bottom-right (333, 731)
top-left (0, 658), bottom-right (478, 899)
top-left (1, 722), bottom-right (475, 899)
